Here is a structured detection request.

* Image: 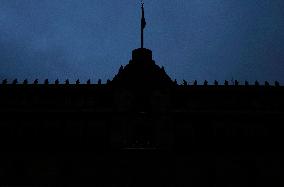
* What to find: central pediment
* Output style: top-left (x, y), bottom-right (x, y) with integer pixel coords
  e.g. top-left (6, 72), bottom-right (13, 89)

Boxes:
top-left (111, 48), bottom-right (173, 88)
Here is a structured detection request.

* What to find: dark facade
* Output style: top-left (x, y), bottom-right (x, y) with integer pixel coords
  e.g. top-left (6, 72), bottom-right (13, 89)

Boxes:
top-left (0, 48), bottom-right (284, 186)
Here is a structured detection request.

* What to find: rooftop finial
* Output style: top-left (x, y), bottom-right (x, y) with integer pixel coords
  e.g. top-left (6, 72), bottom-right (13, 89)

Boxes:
top-left (141, 1), bottom-right (147, 48)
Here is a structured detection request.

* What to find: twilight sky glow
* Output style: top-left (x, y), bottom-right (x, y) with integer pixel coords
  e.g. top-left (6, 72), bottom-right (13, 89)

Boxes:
top-left (0, 0), bottom-right (284, 84)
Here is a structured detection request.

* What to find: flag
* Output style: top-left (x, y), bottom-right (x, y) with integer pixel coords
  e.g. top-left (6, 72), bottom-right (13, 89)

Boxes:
top-left (141, 3), bottom-right (146, 30)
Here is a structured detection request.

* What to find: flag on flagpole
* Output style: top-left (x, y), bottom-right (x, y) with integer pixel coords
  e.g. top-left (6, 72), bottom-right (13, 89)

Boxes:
top-left (141, 3), bottom-right (146, 30)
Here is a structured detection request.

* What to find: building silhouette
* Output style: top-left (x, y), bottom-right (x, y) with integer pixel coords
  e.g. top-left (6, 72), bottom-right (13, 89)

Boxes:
top-left (0, 3), bottom-right (284, 187)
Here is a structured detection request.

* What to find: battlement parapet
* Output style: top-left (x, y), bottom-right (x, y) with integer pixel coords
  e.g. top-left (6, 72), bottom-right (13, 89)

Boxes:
top-left (1, 79), bottom-right (282, 87)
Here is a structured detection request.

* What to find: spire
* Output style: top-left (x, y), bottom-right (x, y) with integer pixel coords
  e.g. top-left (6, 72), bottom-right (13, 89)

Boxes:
top-left (141, 1), bottom-right (147, 48)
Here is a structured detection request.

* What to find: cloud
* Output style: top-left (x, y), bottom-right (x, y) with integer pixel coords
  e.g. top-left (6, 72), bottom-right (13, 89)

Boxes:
top-left (0, 0), bottom-right (284, 83)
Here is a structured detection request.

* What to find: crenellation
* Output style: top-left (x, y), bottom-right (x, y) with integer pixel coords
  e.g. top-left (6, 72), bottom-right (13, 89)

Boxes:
top-left (1, 78), bottom-right (283, 87)
top-left (34, 79), bottom-right (39, 84)
top-left (23, 79), bottom-right (28, 85)
top-left (12, 79), bottom-right (18, 84)
top-left (214, 80), bottom-right (218, 86)
top-left (44, 79), bottom-right (49, 85)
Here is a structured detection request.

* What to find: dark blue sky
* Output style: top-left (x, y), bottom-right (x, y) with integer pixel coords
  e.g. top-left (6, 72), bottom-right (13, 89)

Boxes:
top-left (0, 0), bottom-right (284, 84)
